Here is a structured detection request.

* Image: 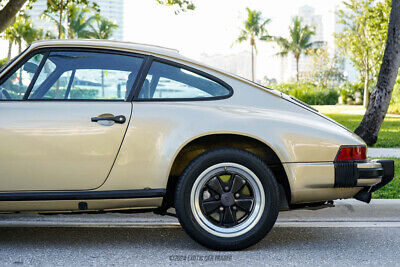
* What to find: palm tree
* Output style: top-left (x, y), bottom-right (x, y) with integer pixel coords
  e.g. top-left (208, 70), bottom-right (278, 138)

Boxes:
top-left (236, 8), bottom-right (271, 81)
top-left (9, 18), bottom-right (24, 55)
top-left (42, 3), bottom-right (96, 39)
top-left (3, 26), bottom-right (16, 62)
top-left (274, 16), bottom-right (322, 81)
top-left (67, 4), bottom-right (96, 39)
top-left (88, 17), bottom-right (118, 39)
top-left (42, 10), bottom-right (67, 39)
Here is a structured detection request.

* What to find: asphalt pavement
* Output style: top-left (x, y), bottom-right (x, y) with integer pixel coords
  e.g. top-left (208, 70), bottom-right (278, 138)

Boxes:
top-left (0, 200), bottom-right (399, 266)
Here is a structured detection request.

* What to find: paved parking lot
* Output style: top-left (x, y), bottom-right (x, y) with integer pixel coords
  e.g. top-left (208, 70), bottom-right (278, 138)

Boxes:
top-left (0, 200), bottom-right (399, 266)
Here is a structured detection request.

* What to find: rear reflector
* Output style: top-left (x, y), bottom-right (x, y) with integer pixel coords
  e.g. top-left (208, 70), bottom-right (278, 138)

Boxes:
top-left (336, 146), bottom-right (366, 161)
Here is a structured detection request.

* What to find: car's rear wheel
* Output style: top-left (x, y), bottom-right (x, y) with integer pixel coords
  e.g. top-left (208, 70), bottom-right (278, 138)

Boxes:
top-left (175, 148), bottom-right (279, 250)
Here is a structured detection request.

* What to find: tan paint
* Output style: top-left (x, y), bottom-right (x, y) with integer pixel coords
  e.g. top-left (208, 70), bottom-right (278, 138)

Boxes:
top-left (0, 40), bottom-right (384, 211)
top-left (0, 102), bottom-right (131, 190)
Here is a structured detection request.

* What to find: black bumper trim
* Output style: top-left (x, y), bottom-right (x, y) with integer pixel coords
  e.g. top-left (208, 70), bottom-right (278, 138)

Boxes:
top-left (358, 168), bottom-right (384, 179)
top-left (0, 189), bottom-right (166, 201)
top-left (334, 162), bottom-right (359, 187)
top-left (334, 160), bottom-right (394, 189)
top-left (371, 159), bottom-right (395, 192)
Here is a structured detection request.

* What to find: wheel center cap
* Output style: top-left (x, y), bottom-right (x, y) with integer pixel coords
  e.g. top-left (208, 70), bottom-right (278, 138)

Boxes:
top-left (220, 193), bottom-right (235, 207)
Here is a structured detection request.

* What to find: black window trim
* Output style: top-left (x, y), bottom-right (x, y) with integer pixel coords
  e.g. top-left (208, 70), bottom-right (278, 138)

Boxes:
top-left (0, 47), bottom-right (147, 102)
top-left (0, 49), bottom-right (47, 101)
top-left (129, 56), bottom-right (234, 102)
top-left (0, 47), bottom-right (234, 103)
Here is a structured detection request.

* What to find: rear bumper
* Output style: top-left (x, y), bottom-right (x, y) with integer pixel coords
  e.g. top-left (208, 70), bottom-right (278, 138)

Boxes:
top-left (334, 159), bottom-right (394, 191)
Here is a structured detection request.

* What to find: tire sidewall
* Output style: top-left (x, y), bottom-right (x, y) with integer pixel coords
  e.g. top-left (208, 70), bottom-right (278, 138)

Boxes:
top-left (175, 148), bottom-right (279, 250)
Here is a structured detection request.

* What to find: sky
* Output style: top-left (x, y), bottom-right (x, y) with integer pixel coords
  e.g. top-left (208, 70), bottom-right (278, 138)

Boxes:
top-left (123, 0), bottom-right (342, 80)
top-left (0, 0), bottom-right (342, 80)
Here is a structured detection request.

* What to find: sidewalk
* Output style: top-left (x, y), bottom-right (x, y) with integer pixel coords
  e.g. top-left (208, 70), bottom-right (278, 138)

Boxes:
top-left (0, 199), bottom-right (399, 228)
top-left (368, 148), bottom-right (400, 158)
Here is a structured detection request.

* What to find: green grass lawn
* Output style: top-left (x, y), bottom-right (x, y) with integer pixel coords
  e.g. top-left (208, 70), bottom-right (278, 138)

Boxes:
top-left (372, 158), bottom-right (400, 199)
top-left (313, 105), bottom-right (400, 148)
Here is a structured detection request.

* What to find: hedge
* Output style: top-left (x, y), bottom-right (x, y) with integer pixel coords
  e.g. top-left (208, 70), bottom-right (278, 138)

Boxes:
top-left (272, 82), bottom-right (339, 105)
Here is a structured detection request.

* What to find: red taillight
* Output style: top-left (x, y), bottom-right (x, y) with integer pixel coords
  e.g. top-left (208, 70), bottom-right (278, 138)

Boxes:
top-left (336, 146), bottom-right (366, 161)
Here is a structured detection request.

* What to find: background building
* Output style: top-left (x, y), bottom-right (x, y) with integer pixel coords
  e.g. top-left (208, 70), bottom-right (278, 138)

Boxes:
top-left (334, 5), bottom-right (358, 82)
top-left (27, 0), bottom-right (124, 40)
top-left (200, 51), bottom-right (253, 81)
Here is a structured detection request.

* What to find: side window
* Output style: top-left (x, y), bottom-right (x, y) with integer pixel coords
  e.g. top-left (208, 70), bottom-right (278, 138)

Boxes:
top-left (0, 53), bottom-right (44, 100)
top-left (138, 61), bottom-right (231, 99)
top-left (28, 51), bottom-right (143, 100)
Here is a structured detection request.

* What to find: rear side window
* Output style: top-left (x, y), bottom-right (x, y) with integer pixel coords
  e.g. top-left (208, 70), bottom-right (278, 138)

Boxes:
top-left (138, 61), bottom-right (231, 99)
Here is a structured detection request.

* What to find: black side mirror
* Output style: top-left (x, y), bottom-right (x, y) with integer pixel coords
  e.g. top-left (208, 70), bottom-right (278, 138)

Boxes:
top-left (23, 62), bottom-right (38, 74)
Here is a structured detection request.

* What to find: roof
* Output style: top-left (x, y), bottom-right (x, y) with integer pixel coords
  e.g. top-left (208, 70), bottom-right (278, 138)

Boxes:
top-left (30, 39), bottom-right (180, 57)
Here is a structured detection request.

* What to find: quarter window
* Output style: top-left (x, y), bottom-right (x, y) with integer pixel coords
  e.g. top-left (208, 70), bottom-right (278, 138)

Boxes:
top-left (0, 53), bottom-right (44, 100)
top-left (138, 61), bottom-right (231, 99)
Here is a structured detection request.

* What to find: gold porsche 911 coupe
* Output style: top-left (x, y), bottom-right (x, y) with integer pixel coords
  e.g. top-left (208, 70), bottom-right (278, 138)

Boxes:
top-left (0, 40), bottom-right (394, 250)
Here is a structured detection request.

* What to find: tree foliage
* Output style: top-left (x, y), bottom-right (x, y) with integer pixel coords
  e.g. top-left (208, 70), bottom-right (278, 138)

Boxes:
top-left (274, 16), bottom-right (322, 81)
top-left (354, 0), bottom-right (400, 145)
top-left (335, 0), bottom-right (391, 106)
top-left (0, 0), bottom-right (194, 35)
top-left (156, 0), bottom-right (195, 13)
top-left (302, 47), bottom-right (345, 87)
top-left (88, 17), bottom-right (117, 39)
top-left (42, 0), bottom-right (99, 38)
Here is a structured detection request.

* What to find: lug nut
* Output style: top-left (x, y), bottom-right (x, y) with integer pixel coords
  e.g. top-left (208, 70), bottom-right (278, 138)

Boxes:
top-left (224, 186), bottom-right (229, 191)
top-left (232, 206), bottom-right (237, 210)
top-left (235, 193), bottom-right (240, 198)
top-left (219, 207), bottom-right (224, 211)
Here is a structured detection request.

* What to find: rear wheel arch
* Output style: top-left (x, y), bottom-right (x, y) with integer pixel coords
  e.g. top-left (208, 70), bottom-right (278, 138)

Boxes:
top-left (162, 133), bottom-right (291, 210)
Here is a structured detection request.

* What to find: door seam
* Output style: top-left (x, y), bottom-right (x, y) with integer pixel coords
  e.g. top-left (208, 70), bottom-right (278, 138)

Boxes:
top-left (93, 102), bottom-right (134, 190)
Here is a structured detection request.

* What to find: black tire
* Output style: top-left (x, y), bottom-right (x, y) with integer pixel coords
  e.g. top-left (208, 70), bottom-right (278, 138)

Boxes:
top-left (175, 147), bottom-right (279, 250)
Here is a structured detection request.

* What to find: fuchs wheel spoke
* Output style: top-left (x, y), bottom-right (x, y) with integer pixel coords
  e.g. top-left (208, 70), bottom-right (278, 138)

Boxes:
top-left (222, 207), bottom-right (236, 225)
top-left (192, 162), bottom-right (264, 236)
top-left (207, 177), bottom-right (224, 194)
top-left (230, 175), bottom-right (246, 194)
top-left (235, 197), bottom-right (254, 212)
top-left (202, 200), bottom-right (222, 214)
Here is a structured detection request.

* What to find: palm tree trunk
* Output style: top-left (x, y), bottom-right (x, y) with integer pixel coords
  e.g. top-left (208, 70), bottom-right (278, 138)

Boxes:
top-left (7, 39), bottom-right (12, 62)
top-left (101, 70), bottom-right (105, 97)
top-left (251, 45), bottom-right (254, 81)
top-left (18, 41), bottom-right (22, 87)
top-left (363, 70), bottom-right (369, 108)
top-left (58, 0), bottom-right (63, 39)
top-left (354, 0), bottom-right (400, 146)
top-left (295, 55), bottom-right (300, 82)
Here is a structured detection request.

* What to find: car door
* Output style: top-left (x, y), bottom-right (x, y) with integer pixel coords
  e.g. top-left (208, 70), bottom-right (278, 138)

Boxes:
top-left (0, 49), bottom-right (144, 191)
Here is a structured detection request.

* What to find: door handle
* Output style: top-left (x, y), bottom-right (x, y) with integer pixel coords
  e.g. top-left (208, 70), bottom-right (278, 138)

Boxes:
top-left (91, 115), bottom-right (126, 124)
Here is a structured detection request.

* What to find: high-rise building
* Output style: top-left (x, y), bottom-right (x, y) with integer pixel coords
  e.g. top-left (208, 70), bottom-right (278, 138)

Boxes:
top-left (27, 0), bottom-right (124, 40)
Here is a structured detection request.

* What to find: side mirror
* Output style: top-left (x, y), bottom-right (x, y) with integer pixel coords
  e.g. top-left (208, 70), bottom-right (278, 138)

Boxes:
top-left (23, 62), bottom-right (38, 74)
